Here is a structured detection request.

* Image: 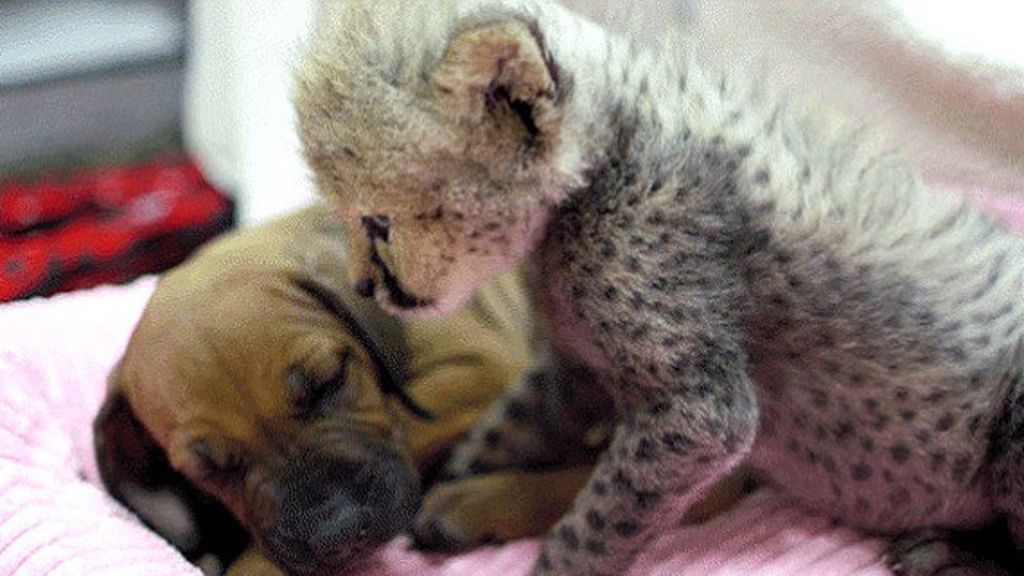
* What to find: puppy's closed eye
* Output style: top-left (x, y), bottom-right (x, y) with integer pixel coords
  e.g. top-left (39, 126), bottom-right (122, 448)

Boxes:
top-left (287, 350), bottom-right (353, 418)
top-left (293, 279), bottom-right (434, 420)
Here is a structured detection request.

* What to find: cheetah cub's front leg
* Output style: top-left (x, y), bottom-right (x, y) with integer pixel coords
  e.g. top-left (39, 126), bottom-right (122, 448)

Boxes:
top-left (419, 356), bottom-right (753, 560)
top-left (537, 383), bottom-right (757, 575)
top-left (441, 362), bottom-right (613, 480)
top-left (413, 361), bottom-right (614, 551)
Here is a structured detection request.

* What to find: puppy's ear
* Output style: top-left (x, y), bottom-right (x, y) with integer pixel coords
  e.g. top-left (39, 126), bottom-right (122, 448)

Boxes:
top-left (432, 20), bottom-right (563, 143)
top-left (94, 364), bottom-right (168, 497)
top-left (93, 363), bottom-right (249, 564)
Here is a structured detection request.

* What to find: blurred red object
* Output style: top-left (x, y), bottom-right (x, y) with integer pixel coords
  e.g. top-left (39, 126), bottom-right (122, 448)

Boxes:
top-left (0, 159), bottom-right (234, 302)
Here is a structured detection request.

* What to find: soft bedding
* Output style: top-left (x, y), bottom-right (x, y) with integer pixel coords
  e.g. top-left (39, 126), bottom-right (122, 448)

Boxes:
top-left (1, 188), bottom-right (1020, 576)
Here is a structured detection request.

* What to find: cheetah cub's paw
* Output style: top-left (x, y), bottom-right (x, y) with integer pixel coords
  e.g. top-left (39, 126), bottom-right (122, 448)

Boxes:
top-left (888, 530), bottom-right (1011, 576)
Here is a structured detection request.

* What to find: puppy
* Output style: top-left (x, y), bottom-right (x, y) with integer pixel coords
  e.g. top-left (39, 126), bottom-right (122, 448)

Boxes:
top-left (94, 205), bottom-right (605, 575)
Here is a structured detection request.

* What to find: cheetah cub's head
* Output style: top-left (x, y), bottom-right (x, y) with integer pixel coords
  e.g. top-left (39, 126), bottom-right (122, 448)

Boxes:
top-left (295, 1), bottom-right (576, 317)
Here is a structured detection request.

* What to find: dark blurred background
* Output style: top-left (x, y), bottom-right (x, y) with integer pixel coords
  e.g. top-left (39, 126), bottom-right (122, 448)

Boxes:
top-left (1, 0), bottom-right (188, 171)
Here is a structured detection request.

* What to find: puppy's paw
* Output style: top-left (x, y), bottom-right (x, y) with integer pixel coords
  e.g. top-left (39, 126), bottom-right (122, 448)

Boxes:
top-left (888, 530), bottom-right (1011, 576)
top-left (225, 547), bottom-right (288, 576)
top-left (412, 468), bottom-right (592, 552)
top-left (412, 476), bottom-right (507, 552)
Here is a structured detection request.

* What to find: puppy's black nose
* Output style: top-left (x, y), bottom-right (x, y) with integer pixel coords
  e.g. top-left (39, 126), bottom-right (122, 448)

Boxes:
top-left (361, 215), bottom-right (391, 243)
top-left (264, 453), bottom-right (420, 575)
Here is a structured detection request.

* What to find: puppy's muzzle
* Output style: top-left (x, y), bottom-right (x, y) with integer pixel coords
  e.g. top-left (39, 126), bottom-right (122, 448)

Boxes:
top-left (259, 446), bottom-right (420, 575)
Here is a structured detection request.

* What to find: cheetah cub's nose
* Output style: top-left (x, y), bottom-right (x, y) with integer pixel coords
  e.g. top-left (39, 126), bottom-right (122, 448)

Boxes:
top-left (361, 215), bottom-right (391, 244)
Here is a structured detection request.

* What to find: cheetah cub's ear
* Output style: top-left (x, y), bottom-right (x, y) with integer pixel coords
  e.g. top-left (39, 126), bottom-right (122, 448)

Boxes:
top-left (432, 20), bottom-right (562, 150)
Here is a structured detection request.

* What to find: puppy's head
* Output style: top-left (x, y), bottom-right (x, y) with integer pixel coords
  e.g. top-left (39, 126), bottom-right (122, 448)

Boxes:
top-left (96, 269), bottom-right (425, 575)
top-left (295, 0), bottom-right (579, 317)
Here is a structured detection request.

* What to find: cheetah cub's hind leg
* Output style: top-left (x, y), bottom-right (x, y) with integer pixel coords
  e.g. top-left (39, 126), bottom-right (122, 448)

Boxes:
top-left (982, 349), bottom-right (1024, 570)
top-left (891, 352), bottom-right (1024, 576)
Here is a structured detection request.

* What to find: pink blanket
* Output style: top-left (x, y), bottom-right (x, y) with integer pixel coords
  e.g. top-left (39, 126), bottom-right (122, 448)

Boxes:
top-left (1, 189), bottom-right (1021, 576)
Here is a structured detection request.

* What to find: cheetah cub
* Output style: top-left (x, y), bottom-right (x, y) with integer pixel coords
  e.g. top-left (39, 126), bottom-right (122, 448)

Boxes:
top-left (295, 1), bottom-right (1024, 574)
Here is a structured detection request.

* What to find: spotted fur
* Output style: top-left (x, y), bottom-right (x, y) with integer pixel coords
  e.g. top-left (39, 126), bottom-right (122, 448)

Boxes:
top-left (295, 1), bottom-right (1024, 574)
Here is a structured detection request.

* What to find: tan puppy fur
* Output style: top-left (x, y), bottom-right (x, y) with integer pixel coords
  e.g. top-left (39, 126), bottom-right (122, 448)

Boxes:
top-left (95, 206), bottom-right (599, 575)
